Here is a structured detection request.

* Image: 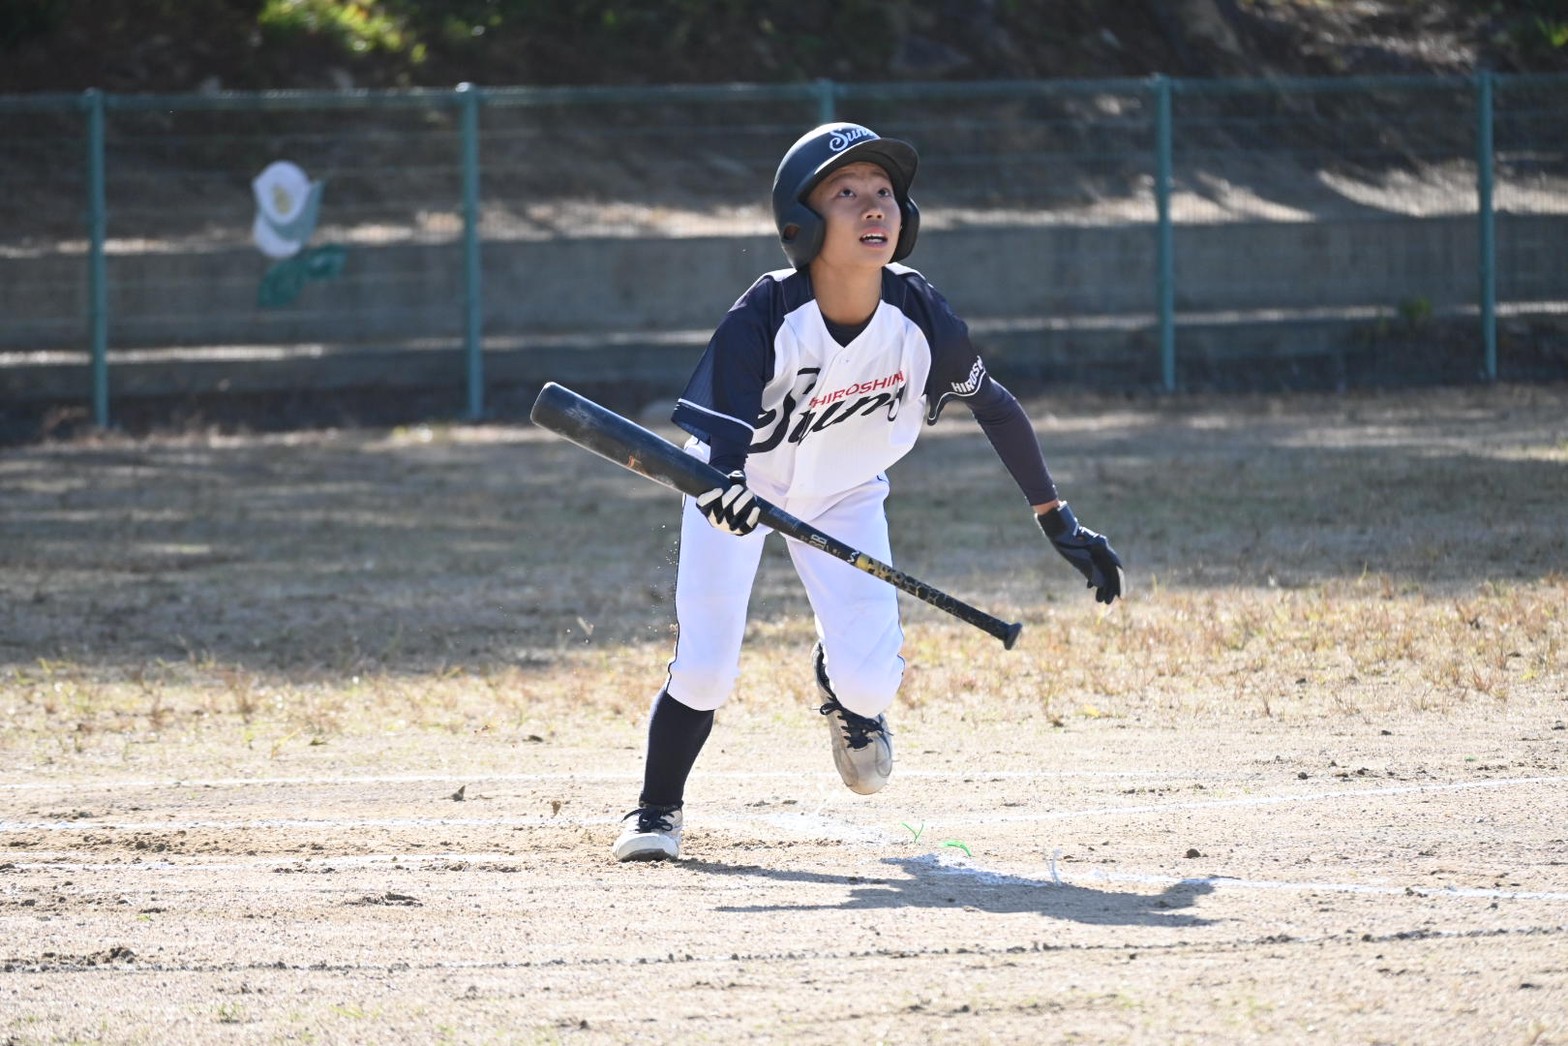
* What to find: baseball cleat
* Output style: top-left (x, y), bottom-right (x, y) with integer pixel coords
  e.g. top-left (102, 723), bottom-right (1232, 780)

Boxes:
top-left (612, 806), bottom-right (683, 862)
top-left (813, 643), bottom-right (893, 795)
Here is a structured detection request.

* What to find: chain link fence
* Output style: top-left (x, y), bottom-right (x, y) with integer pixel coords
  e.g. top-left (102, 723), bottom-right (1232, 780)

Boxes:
top-left (1, 74), bottom-right (1565, 433)
top-left (1497, 76), bottom-right (1568, 310)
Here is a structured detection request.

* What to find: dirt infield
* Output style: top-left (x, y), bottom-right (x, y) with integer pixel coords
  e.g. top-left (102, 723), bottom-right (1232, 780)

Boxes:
top-left (2, 385), bottom-right (1566, 1043)
top-left (2, 703), bottom-right (1565, 1044)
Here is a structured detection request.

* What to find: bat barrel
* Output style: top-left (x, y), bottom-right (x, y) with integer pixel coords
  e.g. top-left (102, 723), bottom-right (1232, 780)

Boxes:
top-left (530, 381), bottom-right (721, 499)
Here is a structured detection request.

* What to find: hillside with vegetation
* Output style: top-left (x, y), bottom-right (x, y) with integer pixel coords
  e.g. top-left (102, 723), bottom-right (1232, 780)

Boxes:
top-left (3, 0), bottom-right (1568, 95)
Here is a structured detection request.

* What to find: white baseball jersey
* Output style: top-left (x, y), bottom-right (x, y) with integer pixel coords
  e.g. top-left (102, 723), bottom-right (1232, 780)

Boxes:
top-left (673, 264), bottom-right (987, 514)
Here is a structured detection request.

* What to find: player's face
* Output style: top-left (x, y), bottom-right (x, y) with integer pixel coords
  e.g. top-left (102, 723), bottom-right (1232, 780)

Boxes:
top-left (807, 162), bottom-right (901, 271)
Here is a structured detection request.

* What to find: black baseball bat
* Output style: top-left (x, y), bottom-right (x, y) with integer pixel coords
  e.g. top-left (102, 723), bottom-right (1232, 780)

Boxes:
top-left (529, 381), bottom-right (1022, 649)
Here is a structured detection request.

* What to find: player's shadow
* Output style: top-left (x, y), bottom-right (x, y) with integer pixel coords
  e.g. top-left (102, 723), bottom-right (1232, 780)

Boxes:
top-left (694, 854), bottom-right (1216, 928)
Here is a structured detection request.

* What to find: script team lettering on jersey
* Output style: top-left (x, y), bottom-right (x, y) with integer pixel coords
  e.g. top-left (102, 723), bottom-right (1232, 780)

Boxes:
top-left (672, 264), bottom-right (992, 506)
top-left (751, 367), bottom-right (908, 453)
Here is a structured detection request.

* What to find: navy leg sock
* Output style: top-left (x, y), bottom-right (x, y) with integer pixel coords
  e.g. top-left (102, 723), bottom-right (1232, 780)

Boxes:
top-left (638, 689), bottom-right (714, 810)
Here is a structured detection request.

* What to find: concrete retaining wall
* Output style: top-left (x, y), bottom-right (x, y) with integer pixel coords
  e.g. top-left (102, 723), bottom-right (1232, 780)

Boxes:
top-left (3, 214), bottom-right (1566, 402)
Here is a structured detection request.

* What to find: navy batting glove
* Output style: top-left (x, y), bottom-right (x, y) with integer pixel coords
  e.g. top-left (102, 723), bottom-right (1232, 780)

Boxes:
top-left (1038, 502), bottom-right (1124, 605)
top-left (695, 470), bottom-right (761, 536)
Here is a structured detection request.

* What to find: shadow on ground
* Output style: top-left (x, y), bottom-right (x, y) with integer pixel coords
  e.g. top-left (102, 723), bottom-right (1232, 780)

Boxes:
top-left (697, 854), bottom-right (1216, 928)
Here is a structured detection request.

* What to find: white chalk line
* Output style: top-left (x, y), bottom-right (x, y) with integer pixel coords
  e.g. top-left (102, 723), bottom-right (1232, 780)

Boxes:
top-left (6, 772), bottom-right (1559, 835)
top-left (0, 815), bottom-right (611, 833)
top-left (930, 774), bottom-right (1568, 825)
top-left (0, 811), bottom-right (888, 837)
top-left (0, 852), bottom-right (541, 878)
top-left (0, 767), bottom-right (1169, 793)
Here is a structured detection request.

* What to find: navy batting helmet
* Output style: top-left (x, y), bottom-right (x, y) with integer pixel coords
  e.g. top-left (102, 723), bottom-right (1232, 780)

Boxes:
top-left (771, 122), bottom-right (920, 269)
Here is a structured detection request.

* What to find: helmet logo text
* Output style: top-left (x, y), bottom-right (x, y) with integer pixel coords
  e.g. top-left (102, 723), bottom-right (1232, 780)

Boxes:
top-left (828, 126), bottom-right (875, 152)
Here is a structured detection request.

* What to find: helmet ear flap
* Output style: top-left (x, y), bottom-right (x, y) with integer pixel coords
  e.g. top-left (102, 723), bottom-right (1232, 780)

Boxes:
top-left (892, 196), bottom-right (920, 263)
top-left (777, 199), bottom-right (825, 270)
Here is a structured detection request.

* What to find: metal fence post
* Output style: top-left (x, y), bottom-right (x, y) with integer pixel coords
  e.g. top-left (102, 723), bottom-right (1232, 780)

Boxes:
top-left (458, 82), bottom-right (485, 420)
top-left (85, 88), bottom-right (109, 427)
top-left (1476, 71), bottom-right (1497, 382)
top-left (815, 78), bottom-right (836, 123)
top-left (1153, 75), bottom-right (1176, 392)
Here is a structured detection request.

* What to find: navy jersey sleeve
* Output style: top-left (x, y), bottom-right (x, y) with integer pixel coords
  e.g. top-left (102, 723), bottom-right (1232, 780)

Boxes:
top-left (966, 378), bottom-right (1059, 506)
top-left (891, 268), bottom-right (1057, 506)
top-left (892, 269), bottom-right (988, 424)
top-left (671, 276), bottom-right (779, 449)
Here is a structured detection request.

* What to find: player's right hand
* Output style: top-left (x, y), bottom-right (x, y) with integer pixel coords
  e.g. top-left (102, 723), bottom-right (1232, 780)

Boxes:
top-left (695, 470), bottom-right (761, 536)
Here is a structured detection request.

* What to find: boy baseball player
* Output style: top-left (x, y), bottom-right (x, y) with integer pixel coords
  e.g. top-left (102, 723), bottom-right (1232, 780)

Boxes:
top-left (614, 122), bottom-right (1123, 862)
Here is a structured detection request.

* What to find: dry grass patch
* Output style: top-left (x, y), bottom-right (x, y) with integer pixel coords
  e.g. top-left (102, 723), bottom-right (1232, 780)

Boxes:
top-left (2, 384), bottom-right (1565, 763)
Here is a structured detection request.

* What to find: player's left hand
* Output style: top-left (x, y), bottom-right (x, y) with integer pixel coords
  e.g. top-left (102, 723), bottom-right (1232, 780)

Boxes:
top-left (1038, 503), bottom-right (1124, 605)
top-left (695, 470), bottom-right (761, 536)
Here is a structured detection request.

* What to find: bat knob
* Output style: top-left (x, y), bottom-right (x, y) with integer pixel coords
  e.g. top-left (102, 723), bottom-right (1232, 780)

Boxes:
top-left (1002, 622), bottom-right (1023, 650)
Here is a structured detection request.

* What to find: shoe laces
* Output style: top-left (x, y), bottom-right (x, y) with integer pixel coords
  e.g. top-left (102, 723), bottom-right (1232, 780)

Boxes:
top-left (818, 698), bottom-right (887, 750)
top-left (628, 807), bottom-right (676, 833)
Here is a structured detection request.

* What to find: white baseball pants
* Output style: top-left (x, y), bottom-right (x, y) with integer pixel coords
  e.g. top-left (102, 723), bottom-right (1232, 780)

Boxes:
top-left (665, 474), bottom-right (905, 717)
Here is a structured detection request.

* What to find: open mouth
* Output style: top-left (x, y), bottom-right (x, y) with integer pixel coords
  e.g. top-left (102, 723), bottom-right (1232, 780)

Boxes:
top-left (859, 232), bottom-right (888, 245)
